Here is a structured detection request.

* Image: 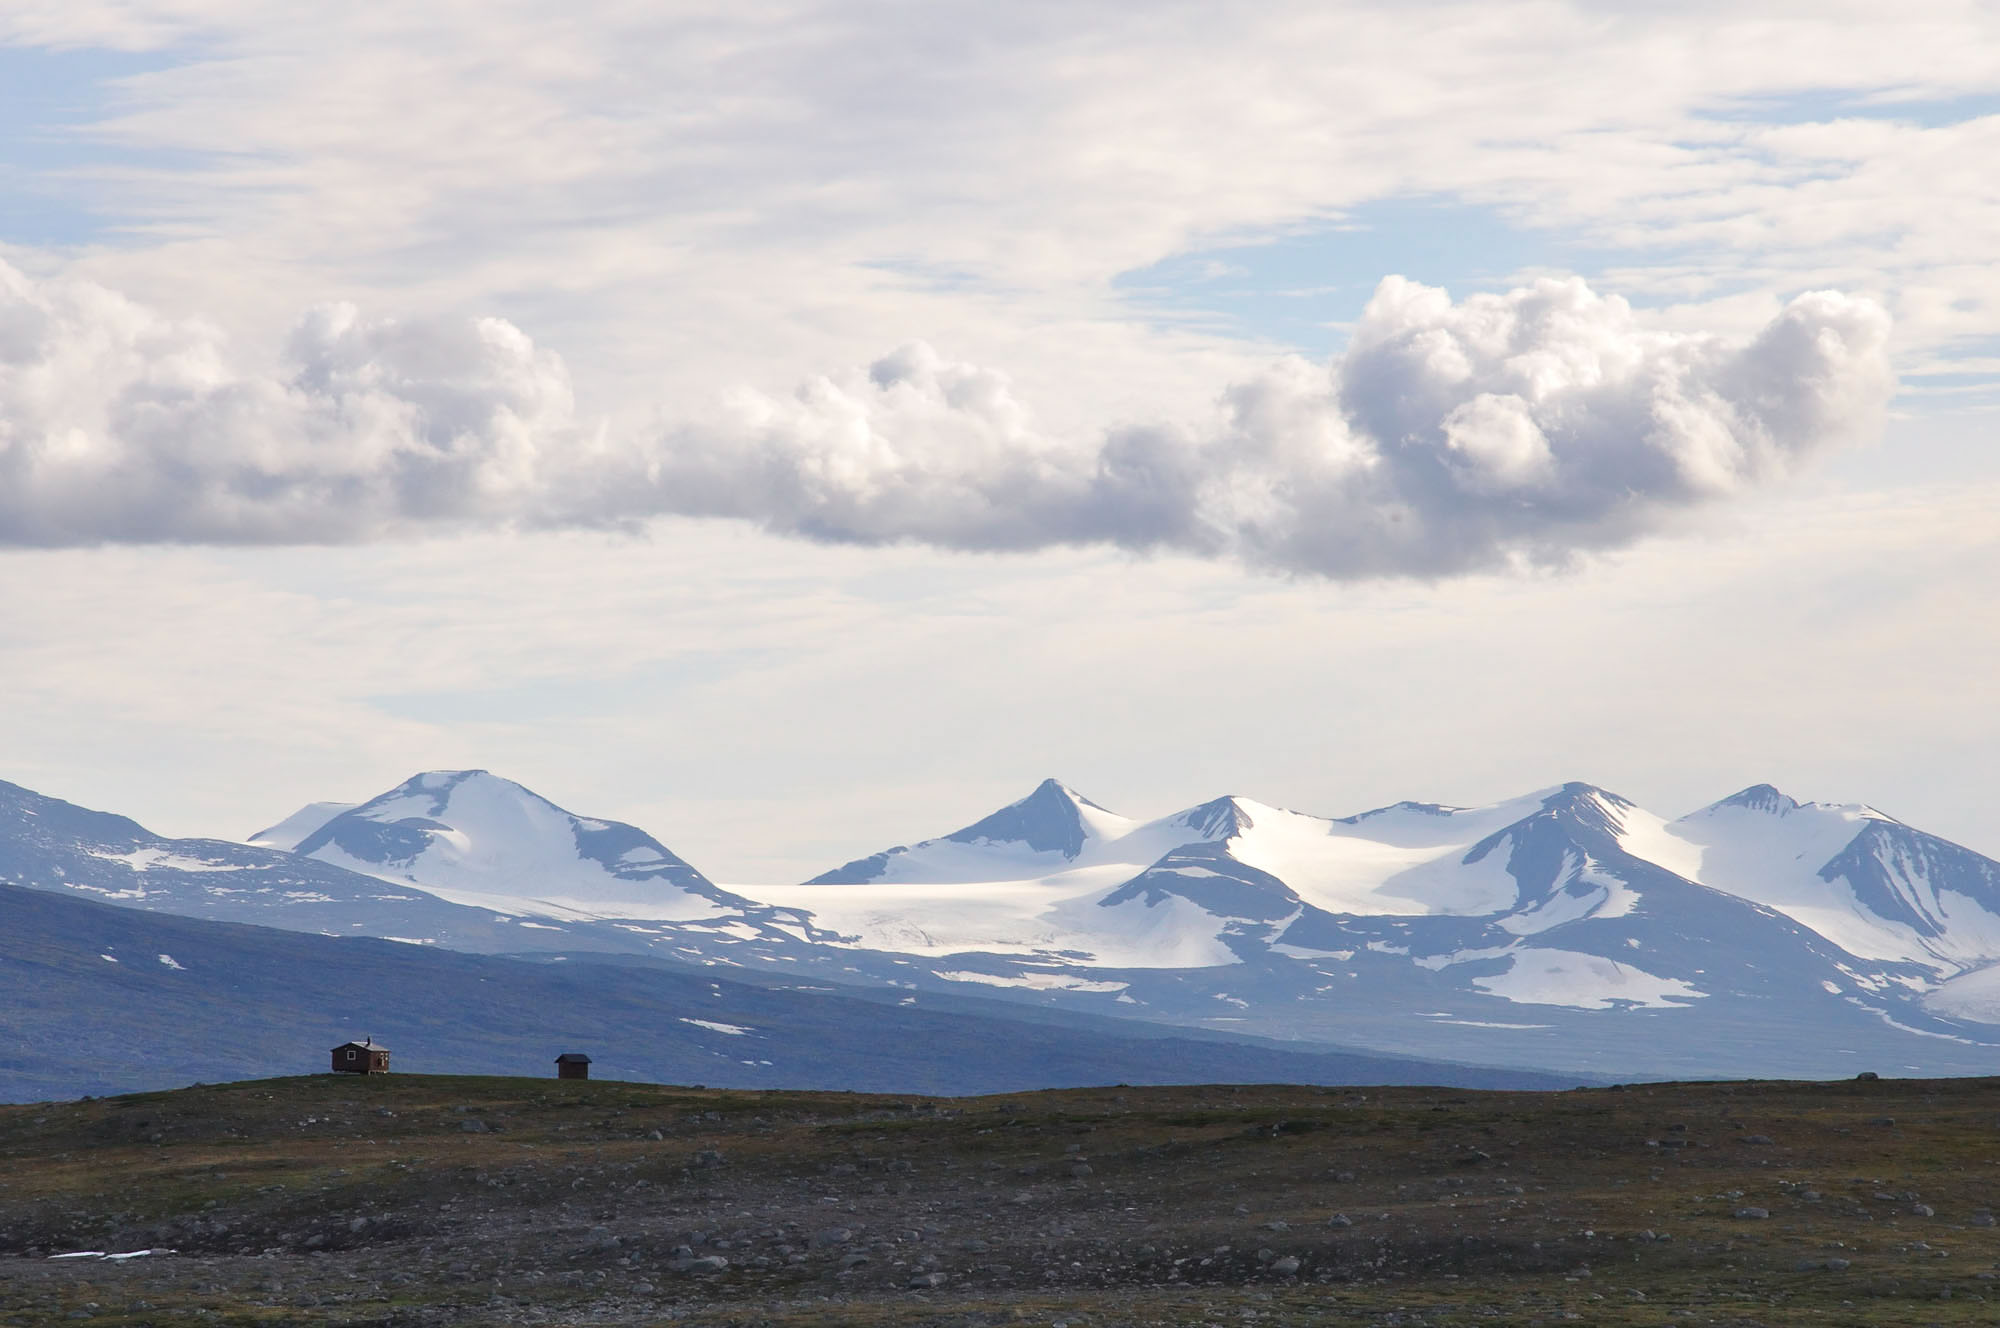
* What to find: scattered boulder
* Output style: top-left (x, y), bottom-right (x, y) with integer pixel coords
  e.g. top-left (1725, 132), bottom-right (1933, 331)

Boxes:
top-left (1733, 1207), bottom-right (1769, 1220)
top-left (1270, 1255), bottom-right (1301, 1276)
top-left (670, 1255), bottom-right (728, 1275)
top-left (908, 1271), bottom-right (947, 1289)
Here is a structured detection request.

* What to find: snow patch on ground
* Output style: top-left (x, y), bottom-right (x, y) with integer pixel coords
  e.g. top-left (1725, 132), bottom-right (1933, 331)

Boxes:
top-left (1471, 948), bottom-right (1705, 1010)
top-left (933, 970), bottom-right (1129, 993)
top-left (1923, 964), bottom-right (2000, 1025)
top-left (679, 1018), bottom-right (754, 1036)
top-left (87, 848), bottom-right (253, 873)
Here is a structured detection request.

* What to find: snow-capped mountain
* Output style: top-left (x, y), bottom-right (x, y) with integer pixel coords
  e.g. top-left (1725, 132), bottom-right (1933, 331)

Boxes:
top-left (255, 769), bottom-right (751, 921)
top-left (13, 763), bottom-right (2000, 1082)
top-left (0, 777), bottom-right (541, 949)
top-left (805, 778), bottom-right (1138, 884)
top-left (1660, 784), bottom-right (2000, 970)
top-left (0, 773), bottom-right (822, 959)
top-left (758, 778), bottom-right (2000, 1078)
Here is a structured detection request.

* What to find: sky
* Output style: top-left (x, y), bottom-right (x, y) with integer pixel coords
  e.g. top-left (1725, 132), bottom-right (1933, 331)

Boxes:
top-left (1, 1), bottom-right (1996, 883)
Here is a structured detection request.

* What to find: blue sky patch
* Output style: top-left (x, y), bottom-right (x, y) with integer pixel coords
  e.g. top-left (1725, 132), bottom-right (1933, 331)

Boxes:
top-left (0, 42), bottom-right (190, 246)
top-left (1113, 196), bottom-right (1603, 354)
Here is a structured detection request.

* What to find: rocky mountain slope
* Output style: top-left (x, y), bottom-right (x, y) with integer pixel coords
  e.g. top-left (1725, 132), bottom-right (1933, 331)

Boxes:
top-left (758, 778), bottom-right (2000, 1078)
top-left (13, 767), bottom-right (2000, 1082)
top-left (0, 880), bottom-right (1566, 1103)
top-left (0, 774), bottom-right (820, 958)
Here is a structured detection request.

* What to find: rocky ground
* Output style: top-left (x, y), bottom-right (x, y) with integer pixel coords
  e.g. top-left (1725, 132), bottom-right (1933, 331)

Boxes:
top-left (4, 1071), bottom-right (2000, 1325)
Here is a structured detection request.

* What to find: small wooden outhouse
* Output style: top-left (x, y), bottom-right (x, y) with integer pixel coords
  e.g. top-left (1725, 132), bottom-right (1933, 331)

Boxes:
top-left (555, 1052), bottom-right (591, 1080)
top-left (332, 1037), bottom-right (391, 1074)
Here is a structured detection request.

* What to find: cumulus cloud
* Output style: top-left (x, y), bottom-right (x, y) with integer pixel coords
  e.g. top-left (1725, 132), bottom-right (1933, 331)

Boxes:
top-left (0, 261), bottom-right (1892, 576)
top-left (633, 274), bottom-right (1894, 576)
top-left (0, 262), bottom-right (578, 544)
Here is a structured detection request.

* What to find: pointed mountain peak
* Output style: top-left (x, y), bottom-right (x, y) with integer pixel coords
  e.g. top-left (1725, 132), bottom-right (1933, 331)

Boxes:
top-left (1174, 795), bottom-right (1260, 840)
top-left (1028, 777), bottom-right (1115, 813)
top-left (944, 778), bottom-right (1117, 859)
top-left (1712, 784), bottom-right (1802, 815)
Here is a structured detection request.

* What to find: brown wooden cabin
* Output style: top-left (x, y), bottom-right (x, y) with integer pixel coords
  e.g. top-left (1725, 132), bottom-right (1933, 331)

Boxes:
top-left (555, 1052), bottom-right (591, 1080)
top-left (331, 1038), bottom-right (391, 1074)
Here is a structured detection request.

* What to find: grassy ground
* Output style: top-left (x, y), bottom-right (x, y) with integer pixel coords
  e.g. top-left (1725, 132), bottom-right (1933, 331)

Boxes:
top-left (3, 1072), bottom-right (1999, 1324)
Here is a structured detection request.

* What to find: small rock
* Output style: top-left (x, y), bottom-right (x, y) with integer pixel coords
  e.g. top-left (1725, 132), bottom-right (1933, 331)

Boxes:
top-left (1733, 1208), bottom-right (1770, 1220)
top-left (1068, 1162), bottom-right (1094, 1179)
top-left (1270, 1255), bottom-right (1301, 1276)
top-left (1868, 1117), bottom-right (1896, 1127)
top-left (1260, 1220), bottom-right (1289, 1232)
top-left (1742, 1135), bottom-right (1775, 1146)
top-left (459, 1118), bottom-right (488, 1134)
top-left (908, 1271), bottom-right (947, 1289)
top-left (671, 1255), bottom-right (728, 1275)
top-left (1855, 1070), bottom-right (1880, 1081)
top-left (810, 1228), bottom-right (853, 1249)
top-left (1825, 1257), bottom-right (1852, 1271)
top-left (1326, 1213), bottom-right (1352, 1228)
top-left (692, 1149), bottom-right (726, 1167)
top-left (838, 1252), bottom-right (870, 1271)
top-left (1912, 1204), bottom-right (1936, 1217)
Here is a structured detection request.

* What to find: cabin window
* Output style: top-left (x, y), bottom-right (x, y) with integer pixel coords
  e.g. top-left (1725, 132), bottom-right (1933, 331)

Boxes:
top-left (345, 1049), bottom-right (356, 1061)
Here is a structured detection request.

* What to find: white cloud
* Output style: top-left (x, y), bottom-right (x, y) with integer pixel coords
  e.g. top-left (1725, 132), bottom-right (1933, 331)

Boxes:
top-left (0, 260), bottom-right (1892, 577)
top-left (0, 263), bottom-right (578, 544)
top-left (4, 1), bottom-right (1990, 431)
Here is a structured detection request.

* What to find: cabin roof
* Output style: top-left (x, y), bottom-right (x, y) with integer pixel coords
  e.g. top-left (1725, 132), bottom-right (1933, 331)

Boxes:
top-left (554, 1052), bottom-right (592, 1063)
top-left (333, 1040), bottom-right (389, 1053)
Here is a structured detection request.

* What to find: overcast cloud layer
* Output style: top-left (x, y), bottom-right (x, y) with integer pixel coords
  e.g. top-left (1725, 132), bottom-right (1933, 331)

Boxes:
top-left (0, 261), bottom-right (1890, 576)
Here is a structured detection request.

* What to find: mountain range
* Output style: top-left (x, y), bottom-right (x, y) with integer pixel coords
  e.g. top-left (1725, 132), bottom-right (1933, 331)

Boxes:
top-left (8, 767), bottom-right (2000, 1091)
